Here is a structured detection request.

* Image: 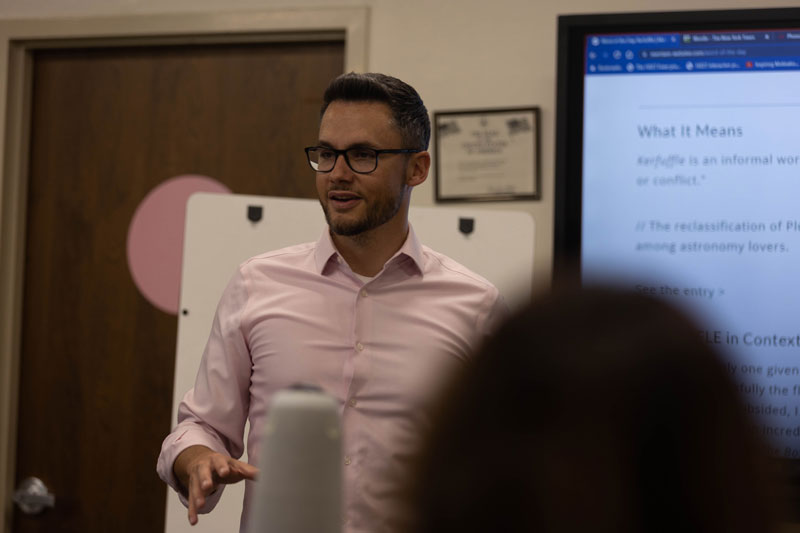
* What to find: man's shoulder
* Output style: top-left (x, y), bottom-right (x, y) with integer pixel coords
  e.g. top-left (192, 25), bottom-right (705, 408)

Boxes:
top-left (240, 241), bottom-right (318, 269)
top-left (420, 245), bottom-right (497, 292)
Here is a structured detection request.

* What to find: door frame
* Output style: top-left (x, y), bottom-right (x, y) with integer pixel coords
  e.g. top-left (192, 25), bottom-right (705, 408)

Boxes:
top-left (0, 8), bottom-right (367, 530)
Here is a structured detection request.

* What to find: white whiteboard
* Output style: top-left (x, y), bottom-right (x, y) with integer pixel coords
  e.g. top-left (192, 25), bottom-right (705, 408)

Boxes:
top-left (165, 193), bottom-right (534, 533)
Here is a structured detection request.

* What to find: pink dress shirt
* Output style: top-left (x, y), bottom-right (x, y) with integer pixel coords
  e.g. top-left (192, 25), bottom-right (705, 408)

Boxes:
top-left (157, 225), bottom-right (506, 533)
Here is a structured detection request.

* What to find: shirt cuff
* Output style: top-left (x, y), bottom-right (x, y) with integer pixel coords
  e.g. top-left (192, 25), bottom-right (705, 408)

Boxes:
top-left (156, 425), bottom-right (230, 513)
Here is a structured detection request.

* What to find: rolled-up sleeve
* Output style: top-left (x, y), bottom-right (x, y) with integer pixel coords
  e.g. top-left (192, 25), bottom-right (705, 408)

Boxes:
top-left (156, 268), bottom-right (253, 512)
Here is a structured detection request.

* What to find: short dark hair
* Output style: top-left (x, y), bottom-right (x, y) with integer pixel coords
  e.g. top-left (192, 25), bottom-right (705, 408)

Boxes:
top-left (321, 72), bottom-right (430, 150)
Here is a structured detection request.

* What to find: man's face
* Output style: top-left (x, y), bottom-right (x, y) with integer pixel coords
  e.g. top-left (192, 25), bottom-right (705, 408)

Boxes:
top-left (316, 101), bottom-right (410, 238)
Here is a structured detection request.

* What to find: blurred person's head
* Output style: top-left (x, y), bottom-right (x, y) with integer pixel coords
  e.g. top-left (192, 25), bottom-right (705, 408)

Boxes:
top-left (411, 286), bottom-right (779, 533)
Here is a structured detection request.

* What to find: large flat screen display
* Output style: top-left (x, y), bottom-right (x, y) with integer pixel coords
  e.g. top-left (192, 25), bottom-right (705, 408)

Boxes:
top-left (555, 9), bottom-right (800, 465)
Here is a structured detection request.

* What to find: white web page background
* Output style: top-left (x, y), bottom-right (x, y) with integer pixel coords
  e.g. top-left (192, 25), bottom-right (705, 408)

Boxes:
top-left (582, 70), bottom-right (800, 457)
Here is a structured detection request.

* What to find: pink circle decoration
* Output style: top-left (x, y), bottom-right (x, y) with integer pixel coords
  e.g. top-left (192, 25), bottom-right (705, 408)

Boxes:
top-left (127, 175), bottom-right (230, 314)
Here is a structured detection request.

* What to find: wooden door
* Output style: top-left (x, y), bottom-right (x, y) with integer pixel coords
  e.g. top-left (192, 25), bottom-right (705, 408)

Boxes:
top-left (13, 40), bottom-right (343, 533)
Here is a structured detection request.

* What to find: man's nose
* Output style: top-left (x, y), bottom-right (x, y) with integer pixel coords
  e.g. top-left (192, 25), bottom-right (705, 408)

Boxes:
top-left (329, 153), bottom-right (354, 180)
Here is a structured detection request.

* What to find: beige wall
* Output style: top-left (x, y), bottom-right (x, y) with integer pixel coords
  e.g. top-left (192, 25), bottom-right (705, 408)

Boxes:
top-left (0, 0), bottom-right (797, 287)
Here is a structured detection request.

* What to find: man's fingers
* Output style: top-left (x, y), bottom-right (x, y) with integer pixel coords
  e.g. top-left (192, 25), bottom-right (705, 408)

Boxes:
top-left (233, 460), bottom-right (259, 480)
top-left (219, 457), bottom-right (258, 483)
top-left (195, 461), bottom-right (215, 496)
top-left (210, 453), bottom-right (231, 479)
top-left (187, 493), bottom-right (197, 525)
top-left (207, 454), bottom-right (257, 483)
top-left (186, 460), bottom-right (214, 526)
top-left (182, 451), bottom-right (260, 526)
top-left (187, 469), bottom-right (204, 525)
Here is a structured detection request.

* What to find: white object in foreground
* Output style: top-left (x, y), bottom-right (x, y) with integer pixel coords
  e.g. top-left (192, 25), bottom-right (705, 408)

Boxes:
top-left (246, 385), bottom-right (342, 533)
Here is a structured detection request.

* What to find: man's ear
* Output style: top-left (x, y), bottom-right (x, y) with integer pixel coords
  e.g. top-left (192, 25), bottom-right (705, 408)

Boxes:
top-left (406, 151), bottom-right (431, 187)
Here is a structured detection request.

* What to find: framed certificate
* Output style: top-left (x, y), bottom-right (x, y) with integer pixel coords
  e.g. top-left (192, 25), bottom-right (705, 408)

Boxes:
top-left (433, 107), bottom-right (540, 202)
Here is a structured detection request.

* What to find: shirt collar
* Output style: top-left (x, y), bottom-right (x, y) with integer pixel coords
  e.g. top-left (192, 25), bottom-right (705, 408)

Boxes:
top-left (313, 224), bottom-right (425, 276)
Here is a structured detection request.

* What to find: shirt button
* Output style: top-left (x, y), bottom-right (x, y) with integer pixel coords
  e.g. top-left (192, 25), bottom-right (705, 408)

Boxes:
top-left (360, 288), bottom-right (368, 297)
top-left (349, 398), bottom-right (357, 407)
top-left (356, 342), bottom-right (364, 352)
top-left (344, 456), bottom-right (351, 465)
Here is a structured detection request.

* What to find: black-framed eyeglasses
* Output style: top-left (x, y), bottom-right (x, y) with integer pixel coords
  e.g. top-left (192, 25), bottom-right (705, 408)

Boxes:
top-left (305, 146), bottom-right (422, 174)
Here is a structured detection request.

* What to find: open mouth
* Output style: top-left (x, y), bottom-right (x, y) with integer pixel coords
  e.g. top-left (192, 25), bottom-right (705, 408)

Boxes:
top-left (328, 191), bottom-right (362, 209)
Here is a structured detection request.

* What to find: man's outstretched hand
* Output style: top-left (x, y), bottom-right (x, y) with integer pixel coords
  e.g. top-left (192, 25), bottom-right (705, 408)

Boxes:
top-left (173, 445), bottom-right (259, 525)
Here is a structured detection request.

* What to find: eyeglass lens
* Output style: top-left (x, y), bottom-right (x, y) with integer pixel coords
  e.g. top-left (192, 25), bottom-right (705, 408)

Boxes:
top-left (308, 148), bottom-right (378, 173)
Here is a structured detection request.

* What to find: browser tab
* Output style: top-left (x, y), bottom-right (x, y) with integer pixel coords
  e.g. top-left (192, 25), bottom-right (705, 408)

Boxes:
top-left (586, 28), bottom-right (800, 75)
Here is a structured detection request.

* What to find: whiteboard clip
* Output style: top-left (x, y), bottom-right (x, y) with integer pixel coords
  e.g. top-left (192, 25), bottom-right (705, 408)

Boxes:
top-left (459, 217), bottom-right (474, 235)
top-left (248, 205), bottom-right (263, 223)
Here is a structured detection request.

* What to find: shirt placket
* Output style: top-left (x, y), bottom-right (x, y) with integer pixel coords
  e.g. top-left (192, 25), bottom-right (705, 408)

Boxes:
top-left (341, 277), bottom-right (374, 531)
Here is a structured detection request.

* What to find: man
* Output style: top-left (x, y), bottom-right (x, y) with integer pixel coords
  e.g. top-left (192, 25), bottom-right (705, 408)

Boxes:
top-left (157, 72), bottom-right (506, 532)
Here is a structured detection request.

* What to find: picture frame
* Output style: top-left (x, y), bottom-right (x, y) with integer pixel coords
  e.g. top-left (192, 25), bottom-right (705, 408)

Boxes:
top-left (433, 107), bottom-right (540, 202)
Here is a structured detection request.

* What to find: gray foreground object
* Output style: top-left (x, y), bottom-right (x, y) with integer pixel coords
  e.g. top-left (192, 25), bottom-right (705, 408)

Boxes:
top-left (246, 385), bottom-right (342, 533)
